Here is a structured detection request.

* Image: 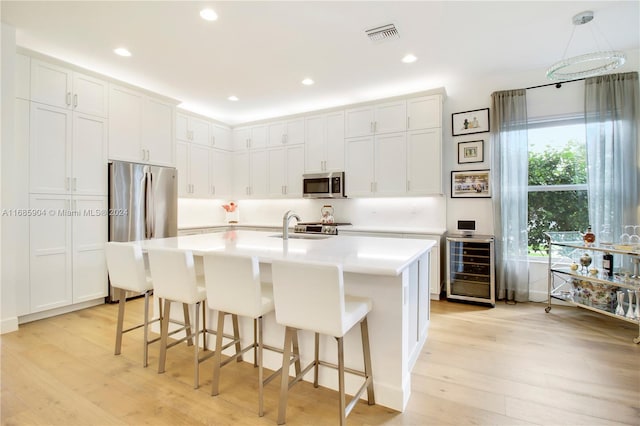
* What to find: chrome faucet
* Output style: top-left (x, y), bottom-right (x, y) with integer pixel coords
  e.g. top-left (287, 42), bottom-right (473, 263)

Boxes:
top-left (282, 210), bottom-right (301, 240)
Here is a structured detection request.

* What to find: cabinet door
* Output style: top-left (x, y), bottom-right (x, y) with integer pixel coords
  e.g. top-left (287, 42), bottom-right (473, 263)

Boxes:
top-left (375, 100), bottom-right (407, 134)
top-left (72, 196), bottom-right (108, 303)
top-left (30, 59), bottom-right (72, 109)
top-left (176, 113), bottom-right (189, 141)
top-left (286, 118), bottom-right (305, 145)
top-left (190, 144), bottom-right (211, 198)
top-left (345, 136), bottom-right (374, 196)
top-left (250, 149), bottom-right (269, 197)
top-left (212, 124), bottom-right (232, 151)
top-left (72, 72), bottom-right (108, 117)
top-left (30, 103), bottom-right (72, 194)
top-left (268, 121), bottom-right (286, 147)
top-left (29, 194), bottom-right (72, 312)
top-left (325, 111), bottom-right (345, 172)
top-left (250, 125), bottom-right (268, 149)
top-left (72, 113), bottom-right (107, 196)
top-left (232, 151), bottom-right (250, 197)
top-left (233, 127), bottom-right (251, 151)
top-left (142, 97), bottom-right (174, 166)
top-left (190, 116), bottom-right (211, 146)
top-left (304, 114), bottom-right (325, 172)
top-left (211, 149), bottom-right (232, 197)
top-left (407, 129), bottom-right (442, 195)
top-left (285, 145), bottom-right (305, 197)
top-left (407, 95), bottom-right (442, 130)
top-left (345, 106), bottom-right (374, 138)
top-left (176, 142), bottom-right (190, 197)
top-left (108, 85), bottom-right (143, 163)
top-left (268, 148), bottom-right (286, 196)
top-left (375, 132), bottom-right (407, 195)
top-left (15, 53), bottom-right (30, 100)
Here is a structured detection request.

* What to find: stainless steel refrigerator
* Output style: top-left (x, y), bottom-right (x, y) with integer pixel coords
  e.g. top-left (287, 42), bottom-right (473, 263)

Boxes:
top-left (107, 160), bottom-right (177, 302)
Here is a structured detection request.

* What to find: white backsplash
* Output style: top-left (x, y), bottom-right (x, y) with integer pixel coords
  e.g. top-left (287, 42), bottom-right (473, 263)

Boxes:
top-left (178, 196), bottom-right (445, 229)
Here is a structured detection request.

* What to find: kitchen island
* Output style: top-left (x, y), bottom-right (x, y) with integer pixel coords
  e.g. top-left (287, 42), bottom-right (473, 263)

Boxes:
top-left (135, 230), bottom-right (435, 411)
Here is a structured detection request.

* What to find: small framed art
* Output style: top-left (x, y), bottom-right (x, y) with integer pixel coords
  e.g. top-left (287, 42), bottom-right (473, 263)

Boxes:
top-left (451, 169), bottom-right (491, 198)
top-left (452, 108), bottom-right (490, 136)
top-left (457, 140), bottom-right (484, 164)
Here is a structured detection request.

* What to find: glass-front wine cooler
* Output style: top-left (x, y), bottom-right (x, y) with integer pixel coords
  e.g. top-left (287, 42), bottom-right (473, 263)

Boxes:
top-left (446, 235), bottom-right (495, 307)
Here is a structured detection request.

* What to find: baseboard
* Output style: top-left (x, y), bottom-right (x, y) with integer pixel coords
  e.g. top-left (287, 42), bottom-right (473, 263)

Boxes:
top-left (18, 299), bottom-right (104, 325)
top-left (0, 316), bottom-right (19, 334)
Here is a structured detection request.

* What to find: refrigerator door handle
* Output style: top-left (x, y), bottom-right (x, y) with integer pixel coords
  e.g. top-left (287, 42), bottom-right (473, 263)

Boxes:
top-left (144, 171), bottom-right (154, 238)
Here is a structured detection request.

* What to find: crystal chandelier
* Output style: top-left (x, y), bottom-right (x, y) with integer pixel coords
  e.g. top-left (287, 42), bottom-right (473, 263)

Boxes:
top-left (546, 11), bottom-right (626, 81)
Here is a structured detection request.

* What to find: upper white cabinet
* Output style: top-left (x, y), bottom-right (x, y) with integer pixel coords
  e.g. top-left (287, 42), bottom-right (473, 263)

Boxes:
top-left (233, 149), bottom-right (268, 197)
top-left (407, 128), bottom-right (442, 195)
top-left (29, 102), bottom-right (107, 196)
top-left (177, 142), bottom-right (211, 198)
top-left (268, 118), bottom-right (305, 146)
top-left (30, 58), bottom-right (108, 117)
top-left (304, 111), bottom-right (344, 173)
top-left (407, 95), bottom-right (442, 130)
top-left (15, 53), bottom-right (30, 100)
top-left (108, 84), bottom-right (175, 166)
top-left (210, 149), bottom-right (232, 197)
top-left (176, 112), bottom-right (210, 146)
top-left (268, 145), bottom-right (305, 197)
top-left (211, 123), bottom-right (232, 151)
top-left (345, 100), bottom-right (406, 138)
top-left (233, 124), bottom-right (268, 150)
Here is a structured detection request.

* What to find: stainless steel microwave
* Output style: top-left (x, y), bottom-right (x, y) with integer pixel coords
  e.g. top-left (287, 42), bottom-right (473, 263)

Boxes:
top-left (302, 172), bottom-right (346, 198)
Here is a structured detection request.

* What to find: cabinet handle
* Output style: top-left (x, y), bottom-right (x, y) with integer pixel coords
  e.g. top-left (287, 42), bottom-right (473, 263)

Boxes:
top-left (73, 94), bottom-right (78, 108)
top-left (407, 117), bottom-right (410, 129)
top-left (212, 185), bottom-right (215, 195)
top-left (73, 178), bottom-right (77, 191)
top-left (211, 135), bottom-right (215, 146)
top-left (374, 121), bottom-right (377, 132)
top-left (284, 185), bottom-right (287, 195)
top-left (146, 149), bottom-right (150, 161)
top-left (370, 122), bottom-right (374, 133)
top-left (407, 180), bottom-right (410, 191)
top-left (66, 177), bottom-right (70, 191)
top-left (66, 92), bottom-right (71, 106)
top-left (370, 182), bottom-right (374, 192)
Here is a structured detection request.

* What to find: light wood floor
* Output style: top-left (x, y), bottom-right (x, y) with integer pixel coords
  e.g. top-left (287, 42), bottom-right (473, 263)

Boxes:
top-left (1, 299), bottom-right (639, 425)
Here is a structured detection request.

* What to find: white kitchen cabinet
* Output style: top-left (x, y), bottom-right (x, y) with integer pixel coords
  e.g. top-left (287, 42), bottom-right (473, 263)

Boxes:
top-left (345, 136), bottom-right (375, 196)
top-left (30, 58), bottom-right (108, 117)
top-left (407, 128), bottom-right (442, 195)
top-left (15, 53), bottom-right (30, 100)
top-left (211, 123), bottom-right (232, 151)
top-left (72, 196), bottom-right (108, 303)
top-left (375, 132), bottom-right (407, 196)
top-left (176, 142), bottom-right (210, 198)
top-left (30, 103), bottom-right (107, 196)
top-left (108, 84), bottom-right (175, 166)
top-left (268, 145), bottom-right (304, 197)
top-left (210, 149), bottom-right (232, 197)
top-left (304, 111), bottom-right (344, 173)
top-left (29, 194), bottom-right (107, 312)
top-left (268, 118), bottom-right (305, 146)
top-left (232, 149), bottom-right (268, 198)
top-left (345, 100), bottom-right (406, 138)
top-left (233, 124), bottom-right (268, 150)
top-left (407, 95), bottom-right (442, 130)
top-left (176, 112), bottom-right (211, 146)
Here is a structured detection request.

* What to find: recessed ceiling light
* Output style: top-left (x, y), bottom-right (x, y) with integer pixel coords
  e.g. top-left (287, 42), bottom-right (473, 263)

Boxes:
top-left (228, 96), bottom-right (239, 101)
top-left (114, 47), bottom-right (132, 57)
top-left (200, 8), bottom-right (218, 21)
top-left (302, 78), bottom-right (314, 86)
top-left (402, 54), bottom-right (417, 63)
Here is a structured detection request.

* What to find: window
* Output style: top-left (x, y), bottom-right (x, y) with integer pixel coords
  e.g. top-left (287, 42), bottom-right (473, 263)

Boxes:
top-left (527, 117), bottom-right (588, 255)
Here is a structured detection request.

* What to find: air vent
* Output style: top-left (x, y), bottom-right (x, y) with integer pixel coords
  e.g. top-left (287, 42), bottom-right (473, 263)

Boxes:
top-left (365, 23), bottom-right (399, 42)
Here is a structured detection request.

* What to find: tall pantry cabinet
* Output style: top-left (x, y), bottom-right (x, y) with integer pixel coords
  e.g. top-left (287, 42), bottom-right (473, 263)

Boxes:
top-left (27, 56), bottom-right (109, 313)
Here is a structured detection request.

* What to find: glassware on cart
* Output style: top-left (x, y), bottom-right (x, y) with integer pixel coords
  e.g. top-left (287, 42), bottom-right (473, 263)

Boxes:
top-left (582, 225), bottom-right (596, 247)
top-left (579, 252), bottom-right (592, 273)
top-left (614, 291), bottom-right (626, 316)
top-left (634, 290), bottom-right (640, 320)
top-left (600, 224), bottom-right (613, 247)
top-left (630, 225), bottom-right (640, 248)
top-left (619, 225), bottom-right (634, 246)
top-left (626, 290), bottom-right (637, 319)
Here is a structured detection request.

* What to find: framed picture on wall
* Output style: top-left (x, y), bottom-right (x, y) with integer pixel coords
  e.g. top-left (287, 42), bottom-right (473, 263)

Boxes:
top-left (457, 140), bottom-right (484, 164)
top-left (452, 108), bottom-right (490, 136)
top-left (451, 169), bottom-right (491, 198)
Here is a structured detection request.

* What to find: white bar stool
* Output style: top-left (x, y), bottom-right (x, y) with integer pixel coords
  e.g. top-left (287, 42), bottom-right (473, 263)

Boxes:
top-left (105, 241), bottom-right (158, 367)
top-left (271, 259), bottom-right (375, 426)
top-left (147, 247), bottom-right (212, 389)
top-left (203, 252), bottom-right (298, 417)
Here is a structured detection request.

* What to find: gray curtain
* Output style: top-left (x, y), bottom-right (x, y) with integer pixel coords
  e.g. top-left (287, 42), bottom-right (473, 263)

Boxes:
top-left (585, 72), bottom-right (639, 245)
top-left (491, 89), bottom-right (530, 302)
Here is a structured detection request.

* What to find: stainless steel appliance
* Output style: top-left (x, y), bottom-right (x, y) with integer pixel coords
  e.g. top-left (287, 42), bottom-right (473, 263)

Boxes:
top-left (302, 171), bottom-right (346, 198)
top-left (107, 160), bottom-right (178, 302)
top-left (293, 222), bottom-right (352, 235)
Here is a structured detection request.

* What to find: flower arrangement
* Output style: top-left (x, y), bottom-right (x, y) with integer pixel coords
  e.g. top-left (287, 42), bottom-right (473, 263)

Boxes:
top-left (222, 202), bottom-right (238, 223)
top-left (222, 202), bottom-right (237, 212)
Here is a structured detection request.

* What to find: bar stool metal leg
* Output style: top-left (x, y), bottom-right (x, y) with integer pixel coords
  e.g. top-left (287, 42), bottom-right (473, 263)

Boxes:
top-left (313, 332), bottom-right (320, 388)
top-left (158, 299), bottom-right (172, 373)
top-left (258, 316), bottom-right (264, 416)
top-left (142, 290), bottom-right (150, 367)
top-left (183, 303), bottom-right (193, 346)
top-left (337, 336), bottom-right (346, 426)
top-left (361, 317), bottom-right (375, 405)
top-left (277, 326), bottom-right (294, 425)
top-left (193, 301), bottom-right (201, 389)
top-left (114, 288), bottom-right (126, 356)
top-left (211, 310), bottom-right (226, 396)
top-left (232, 314), bottom-right (243, 362)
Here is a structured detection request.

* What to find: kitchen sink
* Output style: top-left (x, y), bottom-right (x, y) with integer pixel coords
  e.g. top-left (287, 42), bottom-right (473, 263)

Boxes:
top-left (269, 234), bottom-right (332, 240)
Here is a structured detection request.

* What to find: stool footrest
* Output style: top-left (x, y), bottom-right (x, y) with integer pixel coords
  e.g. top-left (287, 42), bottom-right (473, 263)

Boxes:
top-left (345, 376), bottom-right (374, 416)
top-left (317, 360), bottom-right (367, 378)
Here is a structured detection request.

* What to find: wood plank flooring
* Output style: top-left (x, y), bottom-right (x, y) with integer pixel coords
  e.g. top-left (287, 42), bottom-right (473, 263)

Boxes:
top-left (1, 299), bottom-right (638, 425)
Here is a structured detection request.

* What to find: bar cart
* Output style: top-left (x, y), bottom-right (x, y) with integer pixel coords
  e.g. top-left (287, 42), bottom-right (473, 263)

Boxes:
top-left (545, 232), bottom-right (640, 344)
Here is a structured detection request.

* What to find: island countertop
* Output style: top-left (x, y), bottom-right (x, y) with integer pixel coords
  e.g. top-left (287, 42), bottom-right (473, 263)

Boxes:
top-left (136, 230), bottom-right (435, 276)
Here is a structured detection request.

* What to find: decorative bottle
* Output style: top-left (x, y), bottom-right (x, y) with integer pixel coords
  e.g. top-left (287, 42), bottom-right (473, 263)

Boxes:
top-left (602, 252), bottom-right (614, 277)
top-left (583, 225), bottom-right (596, 246)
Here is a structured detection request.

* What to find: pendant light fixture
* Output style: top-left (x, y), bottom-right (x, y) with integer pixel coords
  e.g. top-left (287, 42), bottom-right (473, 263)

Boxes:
top-left (546, 11), bottom-right (626, 81)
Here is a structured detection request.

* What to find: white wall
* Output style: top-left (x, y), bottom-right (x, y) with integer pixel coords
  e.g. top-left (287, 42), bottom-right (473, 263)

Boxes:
top-left (1, 23), bottom-right (19, 333)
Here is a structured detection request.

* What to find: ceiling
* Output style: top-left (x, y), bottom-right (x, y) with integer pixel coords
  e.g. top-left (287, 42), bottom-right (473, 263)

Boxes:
top-left (2, 1), bottom-right (639, 125)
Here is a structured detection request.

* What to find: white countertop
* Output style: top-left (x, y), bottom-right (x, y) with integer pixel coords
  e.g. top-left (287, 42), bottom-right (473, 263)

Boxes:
top-left (137, 230), bottom-right (435, 276)
top-left (178, 223), bottom-right (446, 235)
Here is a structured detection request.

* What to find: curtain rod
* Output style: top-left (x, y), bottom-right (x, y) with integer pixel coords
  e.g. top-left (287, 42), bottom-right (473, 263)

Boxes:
top-left (525, 78), bottom-right (585, 90)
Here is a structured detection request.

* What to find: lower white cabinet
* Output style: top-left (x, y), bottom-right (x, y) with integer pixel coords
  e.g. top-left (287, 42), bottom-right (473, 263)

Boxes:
top-left (29, 194), bottom-right (107, 313)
